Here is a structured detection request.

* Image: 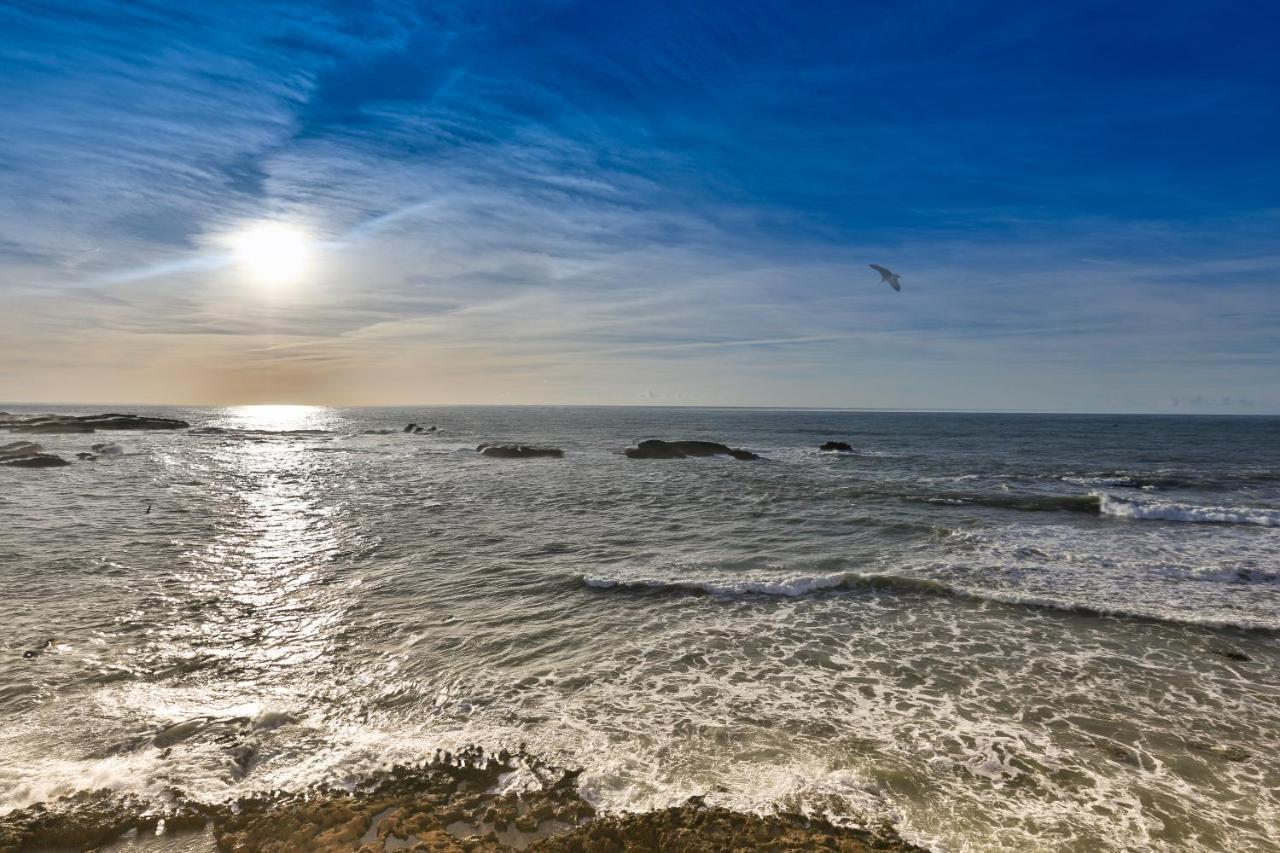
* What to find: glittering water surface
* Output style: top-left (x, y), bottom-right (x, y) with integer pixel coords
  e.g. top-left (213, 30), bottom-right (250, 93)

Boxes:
top-left (1, 406), bottom-right (1278, 851)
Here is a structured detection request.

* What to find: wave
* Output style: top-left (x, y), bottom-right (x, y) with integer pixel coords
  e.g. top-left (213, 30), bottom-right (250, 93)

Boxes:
top-left (1096, 493), bottom-right (1280, 527)
top-left (584, 571), bottom-right (952, 598)
top-left (901, 493), bottom-right (1102, 513)
top-left (582, 572), bottom-right (1277, 632)
top-left (899, 489), bottom-right (1280, 528)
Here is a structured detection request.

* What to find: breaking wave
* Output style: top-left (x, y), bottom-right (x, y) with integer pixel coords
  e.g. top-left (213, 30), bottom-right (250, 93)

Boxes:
top-left (1096, 493), bottom-right (1280, 527)
top-left (582, 572), bottom-right (1278, 631)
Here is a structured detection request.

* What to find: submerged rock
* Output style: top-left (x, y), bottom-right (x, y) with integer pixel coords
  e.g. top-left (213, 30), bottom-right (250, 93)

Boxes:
top-left (820, 440), bottom-right (854, 452)
top-left (477, 444), bottom-right (564, 459)
top-left (624, 439), bottom-right (759, 460)
top-left (404, 423), bottom-right (437, 434)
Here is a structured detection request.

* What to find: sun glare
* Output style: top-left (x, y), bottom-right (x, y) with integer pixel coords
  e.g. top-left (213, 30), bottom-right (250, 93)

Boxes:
top-left (231, 223), bottom-right (311, 285)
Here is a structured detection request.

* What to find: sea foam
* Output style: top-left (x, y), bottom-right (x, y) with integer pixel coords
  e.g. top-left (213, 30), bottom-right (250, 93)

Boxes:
top-left (1096, 493), bottom-right (1280, 527)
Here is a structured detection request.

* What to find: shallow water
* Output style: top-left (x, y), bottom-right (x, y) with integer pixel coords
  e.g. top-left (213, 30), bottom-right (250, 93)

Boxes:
top-left (1, 406), bottom-right (1278, 851)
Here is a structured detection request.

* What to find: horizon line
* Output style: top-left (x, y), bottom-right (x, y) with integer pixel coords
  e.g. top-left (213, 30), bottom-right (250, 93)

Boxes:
top-left (2, 401), bottom-right (1276, 418)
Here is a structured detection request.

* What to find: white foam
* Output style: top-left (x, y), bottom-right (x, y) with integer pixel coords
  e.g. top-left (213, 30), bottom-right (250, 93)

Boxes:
top-left (584, 573), bottom-right (849, 597)
top-left (1097, 493), bottom-right (1280, 527)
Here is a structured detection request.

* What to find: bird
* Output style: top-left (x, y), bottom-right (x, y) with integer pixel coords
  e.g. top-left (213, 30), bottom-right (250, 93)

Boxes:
top-left (869, 264), bottom-right (902, 291)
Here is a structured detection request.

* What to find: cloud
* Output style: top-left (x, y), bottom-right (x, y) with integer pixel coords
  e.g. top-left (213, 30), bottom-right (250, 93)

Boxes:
top-left (0, 1), bottom-right (1277, 409)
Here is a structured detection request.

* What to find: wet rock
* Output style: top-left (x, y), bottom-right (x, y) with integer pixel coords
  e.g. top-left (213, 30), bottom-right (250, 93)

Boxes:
top-left (624, 439), bottom-right (759, 460)
top-left (1, 453), bottom-right (70, 468)
top-left (22, 638), bottom-right (53, 659)
top-left (477, 444), bottom-right (565, 459)
top-left (404, 423), bottom-right (437, 434)
top-left (76, 452), bottom-right (97, 461)
top-left (0, 745), bottom-right (923, 853)
top-left (0, 441), bottom-right (67, 467)
top-left (820, 440), bottom-right (854, 452)
top-left (0, 440), bottom-right (42, 459)
top-left (0, 413), bottom-right (188, 433)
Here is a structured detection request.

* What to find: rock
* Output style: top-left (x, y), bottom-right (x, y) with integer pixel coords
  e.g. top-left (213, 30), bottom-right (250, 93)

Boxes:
top-left (76, 453), bottom-right (97, 461)
top-left (820, 441), bottom-right (854, 452)
top-left (22, 638), bottom-right (53, 659)
top-left (11, 420), bottom-right (96, 434)
top-left (477, 444), bottom-right (564, 459)
top-left (624, 440), bottom-right (759, 460)
top-left (403, 423), bottom-right (418, 433)
top-left (0, 441), bottom-right (43, 461)
top-left (0, 413), bottom-right (188, 433)
top-left (1, 453), bottom-right (70, 468)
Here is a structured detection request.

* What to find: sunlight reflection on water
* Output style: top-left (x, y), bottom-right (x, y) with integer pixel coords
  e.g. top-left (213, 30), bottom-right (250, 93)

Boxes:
top-left (217, 404), bottom-right (338, 433)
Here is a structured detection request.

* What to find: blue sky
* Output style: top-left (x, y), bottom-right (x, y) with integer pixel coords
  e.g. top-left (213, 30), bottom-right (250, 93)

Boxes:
top-left (0, 0), bottom-right (1277, 410)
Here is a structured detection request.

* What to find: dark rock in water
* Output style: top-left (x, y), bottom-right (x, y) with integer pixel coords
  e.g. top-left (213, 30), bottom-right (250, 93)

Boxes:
top-left (1, 453), bottom-right (70, 468)
top-left (11, 420), bottom-right (96, 434)
top-left (76, 452), bottom-right (97, 461)
top-left (403, 423), bottom-right (435, 434)
top-left (624, 439), bottom-right (759, 460)
top-left (477, 443), bottom-right (564, 459)
top-left (403, 423), bottom-right (417, 433)
top-left (0, 440), bottom-right (42, 460)
top-left (820, 441), bottom-right (854, 452)
top-left (22, 639), bottom-right (53, 659)
top-left (0, 413), bottom-right (188, 433)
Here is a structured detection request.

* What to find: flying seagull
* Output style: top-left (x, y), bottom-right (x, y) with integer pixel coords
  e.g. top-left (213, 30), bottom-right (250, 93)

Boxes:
top-left (869, 264), bottom-right (902, 292)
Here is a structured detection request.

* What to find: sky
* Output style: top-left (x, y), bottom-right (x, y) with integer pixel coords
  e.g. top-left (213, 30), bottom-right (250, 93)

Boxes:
top-left (0, 0), bottom-right (1277, 411)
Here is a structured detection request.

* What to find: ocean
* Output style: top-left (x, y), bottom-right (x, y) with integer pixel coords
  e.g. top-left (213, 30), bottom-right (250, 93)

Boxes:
top-left (1, 405), bottom-right (1277, 851)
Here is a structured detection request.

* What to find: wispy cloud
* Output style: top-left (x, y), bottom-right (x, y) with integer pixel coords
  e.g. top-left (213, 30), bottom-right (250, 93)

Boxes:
top-left (0, 1), bottom-right (1277, 409)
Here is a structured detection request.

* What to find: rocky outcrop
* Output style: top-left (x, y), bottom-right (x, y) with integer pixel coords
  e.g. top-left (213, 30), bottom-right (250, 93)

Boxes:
top-left (820, 441), bottom-right (854, 452)
top-left (0, 748), bottom-right (921, 852)
top-left (0, 440), bottom-right (42, 459)
top-left (0, 413), bottom-right (189, 433)
top-left (477, 444), bottom-right (564, 459)
top-left (624, 440), bottom-right (759, 460)
top-left (404, 423), bottom-right (437, 434)
top-left (0, 440), bottom-right (69, 468)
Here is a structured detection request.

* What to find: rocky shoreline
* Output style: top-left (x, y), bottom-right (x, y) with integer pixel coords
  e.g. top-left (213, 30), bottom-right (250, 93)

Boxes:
top-left (0, 410), bottom-right (868, 471)
top-left (0, 749), bottom-right (921, 852)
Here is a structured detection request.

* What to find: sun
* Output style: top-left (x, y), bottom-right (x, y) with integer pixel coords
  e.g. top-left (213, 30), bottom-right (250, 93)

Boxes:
top-left (231, 223), bottom-right (311, 285)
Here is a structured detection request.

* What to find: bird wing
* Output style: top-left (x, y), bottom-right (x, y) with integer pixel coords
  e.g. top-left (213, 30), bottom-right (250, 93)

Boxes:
top-left (890, 278), bottom-right (901, 291)
top-left (869, 264), bottom-right (892, 278)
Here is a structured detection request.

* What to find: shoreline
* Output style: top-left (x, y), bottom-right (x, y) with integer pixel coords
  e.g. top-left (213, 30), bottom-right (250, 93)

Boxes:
top-left (0, 748), bottom-right (923, 852)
